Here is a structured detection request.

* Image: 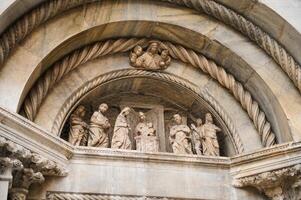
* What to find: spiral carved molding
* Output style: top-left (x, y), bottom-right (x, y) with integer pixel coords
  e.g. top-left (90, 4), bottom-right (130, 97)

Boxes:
top-left (20, 38), bottom-right (275, 147)
top-left (0, 0), bottom-right (300, 95)
top-left (50, 69), bottom-right (244, 154)
top-left (47, 192), bottom-right (192, 200)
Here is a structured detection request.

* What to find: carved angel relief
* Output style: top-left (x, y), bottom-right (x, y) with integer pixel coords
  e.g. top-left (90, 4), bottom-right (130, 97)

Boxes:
top-left (129, 42), bottom-right (171, 70)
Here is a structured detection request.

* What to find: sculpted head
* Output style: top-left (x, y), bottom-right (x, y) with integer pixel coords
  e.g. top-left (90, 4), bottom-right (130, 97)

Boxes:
top-left (138, 112), bottom-right (146, 122)
top-left (133, 45), bottom-right (143, 56)
top-left (148, 42), bottom-right (159, 55)
top-left (122, 107), bottom-right (131, 116)
top-left (196, 118), bottom-right (203, 126)
top-left (98, 103), bottom-right (108, 113)
top-left (173, 114), bottom-right (182, 125)
top-left (205, 113), bottom-right (213, 123)
top-left (74, 105), bottom-right (86, 118)
top-left (161, 49), bottom-right (169, 59)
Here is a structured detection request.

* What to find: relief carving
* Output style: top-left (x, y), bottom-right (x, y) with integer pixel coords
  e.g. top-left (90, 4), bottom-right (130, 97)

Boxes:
top-left (169, 114), bottom-right (192, 155)
top-left (87, 103), bottom-right (111, 147)
top-left (68, 105), bottom-right (88, 146)
top-left (202, 113), bottom-right (221, 156)
top-left (65, 103), bottom-right (224, 156)
top-left (134, 112), bottom-right (158, 152)
top-left (111, 107), bottom-right (132, 150)
top-left (130, 42), bottom-right (171, 70)
top-left (191, 118), bottom-right (204, 155)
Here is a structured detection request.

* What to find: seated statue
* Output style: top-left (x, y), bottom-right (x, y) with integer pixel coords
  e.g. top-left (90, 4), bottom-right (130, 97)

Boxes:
top-left (68, 105), bottom-right (88, 146)
top-left (135, 112), bottom-right (158, 152)
top-left (169, 114), bottom-right (192, 154)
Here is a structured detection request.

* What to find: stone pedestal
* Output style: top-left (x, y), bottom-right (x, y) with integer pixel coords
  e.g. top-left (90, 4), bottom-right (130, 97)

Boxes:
top-left (135, 136), bottom-right (159, 152)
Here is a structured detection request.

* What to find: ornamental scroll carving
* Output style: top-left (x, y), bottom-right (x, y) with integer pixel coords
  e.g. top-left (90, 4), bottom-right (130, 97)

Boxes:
top-left (233, 164), bottom-right (301, 200)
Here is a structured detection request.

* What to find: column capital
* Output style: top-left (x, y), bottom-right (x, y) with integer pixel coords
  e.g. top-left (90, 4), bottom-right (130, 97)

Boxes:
top-left (233, 164), bottom-right (301, 200)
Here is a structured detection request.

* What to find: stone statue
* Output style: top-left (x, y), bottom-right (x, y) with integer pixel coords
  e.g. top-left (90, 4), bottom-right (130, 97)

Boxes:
top-left (130, 42), bottom-right (171, 70)
top-left (191, 118), bottom-right (204, 155)
top-left (135, 112), bottom-right (158, 152)
top-left (169, 114), bottom-right (192, 154)
top-left (111, 107), bottom-right (132, 150)
top-left (68, 105), bottom-right (88, 146)
top-left (202, 113), bottom-right (221, 156)
top-left (87, 103), bottom-right (111, 147)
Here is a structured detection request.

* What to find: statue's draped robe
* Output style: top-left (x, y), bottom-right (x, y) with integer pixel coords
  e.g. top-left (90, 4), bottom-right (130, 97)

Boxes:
top-left (68, 114), bottom-right (86, 146)
top-left (202, 123), bottom-right (221, 156)
top-left (111, 115), bottom-right (132, 149)
top-left (192, 126), bottom-right (204, 155)
top-left (88, 111), bottom-right (110, 147)
top-left (169, 124), bottom-right (192, 154)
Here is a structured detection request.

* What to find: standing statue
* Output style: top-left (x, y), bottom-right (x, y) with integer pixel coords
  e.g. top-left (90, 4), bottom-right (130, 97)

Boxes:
top-left (169, 114), bottom-right (192, 154)
top-left (129, 42), bottom-right (171, 70)
top-left (68, 105), bottom-right (88, 146)
top-left (111, 107), bottom-right (132, 150)
top-left (191, 118), bottom-right (204, 155)
top-left (202, 113), bottom-right (221, 156)
top-left (135, 112), bottom-right (158, 152)
top-left (87, 103), bottom-right (111, 147)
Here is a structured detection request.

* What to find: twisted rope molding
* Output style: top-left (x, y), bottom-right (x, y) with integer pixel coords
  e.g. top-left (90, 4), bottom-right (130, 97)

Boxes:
top-left (0, 0), bottom-right (300, 93)
top-left (47, 192), bottom-right (195, 200)
top-left (20, 38), bottom-right (275, 147)
top-left (51, 69), bottom-right (244, 154)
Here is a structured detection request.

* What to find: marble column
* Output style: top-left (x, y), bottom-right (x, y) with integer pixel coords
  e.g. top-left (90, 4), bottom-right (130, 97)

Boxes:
top-left (0, 158), bottom-right (23, 200)
top-left (9, 168), bottom-right (44, 200)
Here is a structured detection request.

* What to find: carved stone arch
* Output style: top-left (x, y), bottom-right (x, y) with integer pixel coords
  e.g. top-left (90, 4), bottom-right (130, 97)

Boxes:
top-left (0, 0), bottom-right (300, 95)
top-left (0, 10), bottom-right (293, 143)
top-left (19, 35), bottom-right (280, 147)
top-left (54, 69), bottom-right (244, 155)
top-left (0, 1), bottom-right (296, 146)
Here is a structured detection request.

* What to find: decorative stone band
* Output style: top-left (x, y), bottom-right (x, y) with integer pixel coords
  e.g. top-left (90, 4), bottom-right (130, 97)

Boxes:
top-left (21, 38), bottom-right (275, 147)
top-left (51, 69), bottom-right (244, 154)
top-left (46, 192), bottom-right (200, 200)
top-left (0, 136), bottom-right (67, 176)
top-left (0, 0), bottom-right (300, 95)
top-left (233, 164), bottom-right (301, 200)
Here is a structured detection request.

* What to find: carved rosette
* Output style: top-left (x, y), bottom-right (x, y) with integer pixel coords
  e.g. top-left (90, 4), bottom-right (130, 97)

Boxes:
top-left (233, 164), bottom-right (301, 200)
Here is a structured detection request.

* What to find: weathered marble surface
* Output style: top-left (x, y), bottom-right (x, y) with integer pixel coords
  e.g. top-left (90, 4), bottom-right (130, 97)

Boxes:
top-left (34, 55), bottom-right (262, 152)
top-left (0, 0), bottom-right (296, 143)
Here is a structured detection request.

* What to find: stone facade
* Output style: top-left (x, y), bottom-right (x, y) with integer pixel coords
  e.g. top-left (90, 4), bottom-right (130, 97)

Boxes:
top-left (0, 0), bottom-right (301, 199)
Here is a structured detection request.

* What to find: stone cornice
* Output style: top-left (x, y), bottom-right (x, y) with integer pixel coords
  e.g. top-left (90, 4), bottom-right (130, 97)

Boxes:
top-left (0, 107), bottom-right (73, 164)
top-left (73, 146), bottom-right (231, 167)
top-left (0, 106), bottom-right (301, 180)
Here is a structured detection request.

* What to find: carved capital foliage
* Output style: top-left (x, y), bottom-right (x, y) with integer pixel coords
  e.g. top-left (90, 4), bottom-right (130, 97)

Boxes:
top-left (0, 136), bottom-right (67, 176)
top-left (233, 164), bottom-right (301, 200)
top-left (12, 168), bottom-right (44, 190)
top-left (9, 188), bottom-right (28, 200)
top-left (0, 157), bottom-right (23, 173)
